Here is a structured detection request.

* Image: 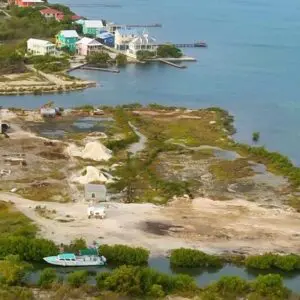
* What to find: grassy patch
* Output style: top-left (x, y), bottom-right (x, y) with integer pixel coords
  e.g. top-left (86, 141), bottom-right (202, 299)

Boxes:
top-left (18, 182), bottom-right (71, 202)
top-left (191, 148), bottom-right (215, 160)
top-left (209, 158), bottom-right (254, 182)
top-left (0, 201), bottom-right (37, 238)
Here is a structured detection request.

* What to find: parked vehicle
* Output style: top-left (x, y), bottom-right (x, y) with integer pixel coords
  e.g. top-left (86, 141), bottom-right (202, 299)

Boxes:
top-left (87, 204), bottom-right (106, 219)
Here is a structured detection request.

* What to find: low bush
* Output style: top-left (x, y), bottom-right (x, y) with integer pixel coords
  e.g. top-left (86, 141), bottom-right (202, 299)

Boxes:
top-left (67, 270), bottom-right (88, 288)
top-left (245, 253), bottom-right (300, 271)
top-left (170, 248), bottom-right (223, 268)
top-left (38, 268), bottom-right (58, 289)
top-left (96, 265), bottom-right (197, 297)
top-left (0, 255), bottom-right (32, 286)
top-left (99, 244), bottom-right (149, 266)
top-left (250, 274), bottom-right (289, 299)
top-left (0, 236), bottom-right (58, 261)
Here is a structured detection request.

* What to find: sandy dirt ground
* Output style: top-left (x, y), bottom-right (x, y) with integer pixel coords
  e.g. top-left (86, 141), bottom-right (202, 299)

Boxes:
top-left (1, 109), bottom-right (300, 256)
top-left (1, 192), bottom-right (299, 256)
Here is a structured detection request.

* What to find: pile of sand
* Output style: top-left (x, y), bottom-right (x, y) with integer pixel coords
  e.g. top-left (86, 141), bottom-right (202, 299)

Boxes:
top-left (72, 166), bottom-right (108, 185)
top-left (67, 141), bottom-right (112, 161)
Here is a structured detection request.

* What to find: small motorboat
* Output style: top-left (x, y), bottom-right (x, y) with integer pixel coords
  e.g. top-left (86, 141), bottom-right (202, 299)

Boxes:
top-left (43, 248), bottom-right (107, 267)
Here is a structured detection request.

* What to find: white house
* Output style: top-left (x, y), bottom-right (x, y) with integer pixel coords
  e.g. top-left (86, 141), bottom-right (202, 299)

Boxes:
top-left (76, 37), bottom-right (102, 56)
top-left (114, 28), bottom-right (137, 51)
top-left (27, 38), bottom-right (56, 56)
top-left (128, 33), bottom-right (157, 56)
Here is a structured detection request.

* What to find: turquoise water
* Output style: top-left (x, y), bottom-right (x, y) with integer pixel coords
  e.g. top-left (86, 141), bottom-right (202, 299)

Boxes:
top-left (1, 0), bottom-right (300, 163)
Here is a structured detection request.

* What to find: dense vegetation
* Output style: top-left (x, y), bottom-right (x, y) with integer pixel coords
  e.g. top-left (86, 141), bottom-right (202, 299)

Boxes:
top-left (0, 6), bottom-right (77, 41)
top-left (99, 244), bottom-right (149, 266)
top-left (0, 236), bottom-right (58, 261)
top-left (157, 45), bottom-right (182, 58)
top-left (201, 274), bottom-right (289, 300)
top-left (25, 54), bottom-right (70, 73)
top-left (0, 44), bottom-right (26, 75)
top-left (136, 50), bottom-right (155, 61)
top-left (245, 253), bottom-right (300, 271)
top-left (0, 201), bottom-right (37, 238)
top-left (86, 51), bottom-right (111, 66)
top-left (170, 248), bottom-right (223, 268)
top-left (116, 53), bottom-right (127, 66)
top-left (96, 265), bottom-right (198, 298)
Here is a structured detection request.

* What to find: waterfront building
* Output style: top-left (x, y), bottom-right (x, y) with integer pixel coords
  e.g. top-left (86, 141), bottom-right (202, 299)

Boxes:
top-left (82, 20), bottom-right (106, 37)
top-left (40, 8), bottom-right (64, 21)
top-left (127, 32), bottom-right (157, 56)
top-left (27, 38), bottom-right (56, 56)
top-left (76, 37), bottom-right (102, 56)
top-left (96, 32), bottom-right (114, 47)
top-left (11, 0), bottom-right (44, 7)
top-left (114, 28), bottom-right (137, 51)
top-left (56, 30), bottom-right (79, 53)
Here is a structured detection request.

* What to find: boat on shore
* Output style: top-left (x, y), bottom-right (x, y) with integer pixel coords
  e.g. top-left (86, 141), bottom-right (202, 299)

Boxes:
top-left (43, 248), bottom-right (107, 267)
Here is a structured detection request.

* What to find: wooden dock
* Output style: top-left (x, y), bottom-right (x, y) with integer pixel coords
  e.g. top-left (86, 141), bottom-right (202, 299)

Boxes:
top-left (113, 23), bottom-right (162, 29)
top-left (80, 66), bottom-right (120, 73)
top-left (157, 42), bottom-right (207, 48)
top-left (158, 59), bottom-right (186, 69)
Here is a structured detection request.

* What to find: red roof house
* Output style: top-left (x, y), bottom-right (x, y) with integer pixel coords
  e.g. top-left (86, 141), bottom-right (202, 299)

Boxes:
top-left (40, 8), bottom-right (64, 21)
top-left (13, 0), bottom-right (44, 7)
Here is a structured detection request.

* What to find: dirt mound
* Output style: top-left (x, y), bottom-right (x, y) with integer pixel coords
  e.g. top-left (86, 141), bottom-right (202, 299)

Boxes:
top-left (67, 141), bottom-right (112, 161)
top-left (72, 166), bottom-right (108, 185)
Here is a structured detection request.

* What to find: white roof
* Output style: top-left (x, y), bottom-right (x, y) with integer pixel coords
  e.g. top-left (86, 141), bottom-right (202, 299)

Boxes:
top-left (84, 20), bottom-right (104, 28)
top-left (27, 38), bottom-right (54, 46)
top-left (76, 37), bottom-right (101, 46)
top-left (59, 30), bottom-right (79, 38)
top-left (130, 33), bottom-right (156, 46)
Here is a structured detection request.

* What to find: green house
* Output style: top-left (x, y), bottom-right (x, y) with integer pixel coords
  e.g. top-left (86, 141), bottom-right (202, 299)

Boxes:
top-left (56, 30), bottom-right (79, 53)
top-left (82, 20), bottom-right (105, 37)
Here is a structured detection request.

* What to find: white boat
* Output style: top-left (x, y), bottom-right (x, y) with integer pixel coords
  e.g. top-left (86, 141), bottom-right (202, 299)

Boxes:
top-left (43, 248), bottom-right (107, 267)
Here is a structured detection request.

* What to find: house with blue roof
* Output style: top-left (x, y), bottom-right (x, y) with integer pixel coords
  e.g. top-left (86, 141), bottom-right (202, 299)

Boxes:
top-left (114, 28), bottom-right (137, 50)
top-left (96, 31), bottom-right (114, 47)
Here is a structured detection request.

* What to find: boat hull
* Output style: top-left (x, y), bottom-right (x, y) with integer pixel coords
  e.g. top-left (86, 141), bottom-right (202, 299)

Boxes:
top-left (43, 255), bottom-right (106, 267)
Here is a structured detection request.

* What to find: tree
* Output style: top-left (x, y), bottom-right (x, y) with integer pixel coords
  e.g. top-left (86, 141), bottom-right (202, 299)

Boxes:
top-left (87, 51), bottom-right (110, 65)
top-left (0, 255), bottom-right (32, 285)
top-left (157, 45), bottom-right (182, 58)
top-left (252, 131), bottom-right (260, 142)
top-left (116, 53), bottom-right (127, 66)
top-left (136, 50), bottom-right (155, 61)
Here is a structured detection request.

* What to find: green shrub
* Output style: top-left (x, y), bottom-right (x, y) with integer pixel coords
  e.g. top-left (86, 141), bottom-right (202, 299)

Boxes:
top-left (0, 255), bottom-right (32, 285)
top-left (212, 276), bottom-right (250, 296)
top-left (252, 131), bottom-right (260, 142)
top-left (251, 274), bottom-right (289, 299)
top-left (0, 286), bottom-right (34, 300)
top-left (63, 238), bottom-right (87, 254)
top-left (148, 284), bottom-right (165, 298)
top-left (245, 253), bottom-right (275, 270)
top-left (116, 53), bottom-right (127, 66)
top-left (96, 265), bottom-right (197, 297)
top-left (99, 244), bottom-right (149, 265)
top-left (136, 50), bottom-right (155, 61)
top-left (38, 268), bottom-right (57, 288)
top-left (0, 236), bottom-right (58, 261)
top-left (157, 45), bottom-right (182, 58)
top-left (67, 270), bottom-right (88, 288)
top-left (245, 253), bottom-right (300, 271)
top-left (170, 248), bottom-right (223, 268)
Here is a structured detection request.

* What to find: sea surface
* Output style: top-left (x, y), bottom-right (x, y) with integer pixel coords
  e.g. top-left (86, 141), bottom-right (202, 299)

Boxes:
top-left (1, 0), bottom-right (300, 163)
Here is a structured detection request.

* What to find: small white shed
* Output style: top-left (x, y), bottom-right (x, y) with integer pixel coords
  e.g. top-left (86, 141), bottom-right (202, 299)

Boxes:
top-left (84, 184), bottom-right (106, 202)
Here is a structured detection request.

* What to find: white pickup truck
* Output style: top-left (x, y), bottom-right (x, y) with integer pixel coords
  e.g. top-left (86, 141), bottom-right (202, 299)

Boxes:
top-left (87, 205), bottom-right (106, 219)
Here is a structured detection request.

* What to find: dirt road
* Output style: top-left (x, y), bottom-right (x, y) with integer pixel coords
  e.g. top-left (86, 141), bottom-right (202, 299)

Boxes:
top-left (1, 192), bottom-right (299, 256)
